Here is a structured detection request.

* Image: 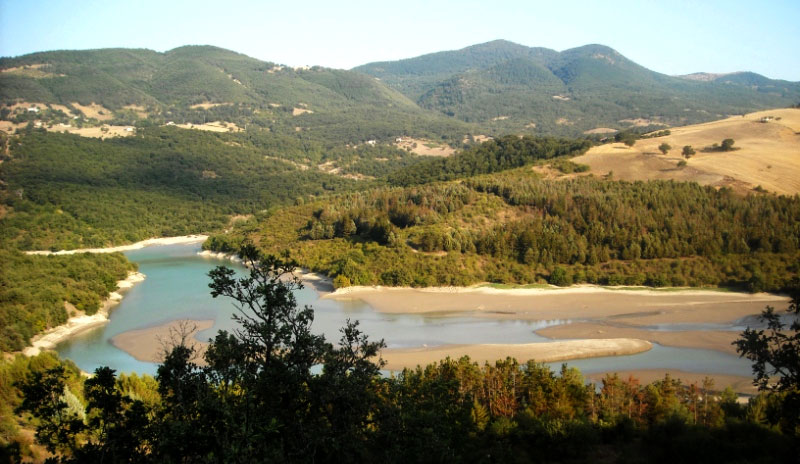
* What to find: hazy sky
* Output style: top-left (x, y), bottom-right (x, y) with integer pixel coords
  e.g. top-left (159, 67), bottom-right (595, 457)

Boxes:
top-left (1, 0), bottom-right (798, 80)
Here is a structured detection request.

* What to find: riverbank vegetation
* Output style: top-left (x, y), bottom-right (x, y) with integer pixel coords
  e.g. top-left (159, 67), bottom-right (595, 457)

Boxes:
top-left (0, 250), bottom-right (135, 351)
top-left (0, 129), bottom-right (367, 251)
top-left (3, 253), bottom-right (797, 463)
top-left (210, 166), bottom-right (800, 292)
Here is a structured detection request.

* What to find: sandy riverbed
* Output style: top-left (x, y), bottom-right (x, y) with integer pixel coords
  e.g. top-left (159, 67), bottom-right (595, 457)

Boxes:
top-left (111, 319), bottom-right (214, 363)
top-left (324, 285), bottom-right (786, 355)
top-left (380, 339), bottom-right (652, 371)
top-left (324, 285), bottom-right (784, 324)
top-left (537, 322), bottom-right (743, 354)
top-left (22, 272), bottom-right (146, 356)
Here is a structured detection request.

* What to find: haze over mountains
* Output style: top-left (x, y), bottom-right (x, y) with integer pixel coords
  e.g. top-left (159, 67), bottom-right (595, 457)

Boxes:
top-left (2, 40), bottom-right (798, 140)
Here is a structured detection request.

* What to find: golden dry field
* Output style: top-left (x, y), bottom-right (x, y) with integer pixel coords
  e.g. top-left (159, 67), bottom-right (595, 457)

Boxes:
top-left (573, 108), bottom-right (800, 195)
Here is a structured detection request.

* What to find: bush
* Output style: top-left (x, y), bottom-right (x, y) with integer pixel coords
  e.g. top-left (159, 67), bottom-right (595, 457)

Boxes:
top-left (333, 274), bottom-right (352, 289)
top-left (549, 267), bottom-right (573, 286)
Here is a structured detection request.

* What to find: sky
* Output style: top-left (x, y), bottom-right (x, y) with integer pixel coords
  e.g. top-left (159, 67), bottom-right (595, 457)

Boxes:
top-left (1, 0), bottom-right (798, 81)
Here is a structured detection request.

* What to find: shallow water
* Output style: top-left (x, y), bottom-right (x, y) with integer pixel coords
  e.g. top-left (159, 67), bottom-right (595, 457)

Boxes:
top-left (55, 243), bottom-right (754, 378)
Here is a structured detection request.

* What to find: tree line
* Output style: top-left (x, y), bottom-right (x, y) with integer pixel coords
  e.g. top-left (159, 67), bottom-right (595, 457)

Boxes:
top-left (386, 135), bottom-right (592, 186)
top-left (217, 168), bottom-right (799, 292)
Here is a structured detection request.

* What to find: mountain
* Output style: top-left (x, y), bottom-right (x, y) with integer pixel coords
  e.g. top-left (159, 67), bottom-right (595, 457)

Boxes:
top-left (0, 46), bottom-right (471, 144)
top-left (354, 40), bottom-right (800, 136)
top-left (3, 42), bottom-right (799, 141)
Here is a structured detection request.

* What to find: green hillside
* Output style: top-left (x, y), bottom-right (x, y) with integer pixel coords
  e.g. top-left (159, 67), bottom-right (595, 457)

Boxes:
top-left (0, 46), bottom-right (472, 144)
top-left (4, 42), bottom-right (799, 141)
top-left (0, 128), bottom-right (367, 251)
top-left (355, 40), bottom-right (800, 136)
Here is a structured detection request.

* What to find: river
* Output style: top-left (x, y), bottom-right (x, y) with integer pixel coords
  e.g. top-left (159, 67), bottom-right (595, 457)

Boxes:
top-left (56, 243), bottom-right (754, 378)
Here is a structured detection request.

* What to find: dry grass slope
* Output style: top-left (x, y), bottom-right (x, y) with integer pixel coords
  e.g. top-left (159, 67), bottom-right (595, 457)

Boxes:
top-left (574, 108), bottom-right (800, 195)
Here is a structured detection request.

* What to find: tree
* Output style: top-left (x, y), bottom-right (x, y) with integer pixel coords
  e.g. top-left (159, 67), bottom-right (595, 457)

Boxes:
top-left (658, 142), bottom-right (671, 155)
top-left (734, 289), bottom-right (799, 392)
top-left (677, 160), bottom-right (687, 168)
top-left (200, 244), bottom-right (385, 461)
top-left (615, 131), bottom-right (637, 147)
top-left (721, 138), bottom-right (735, 151)
top-left (682, 145), bottom-right (695, 158)
top-left (734, 288), bottom-right (800, 436)
top-left (15, 365), bottom-right (85, 456)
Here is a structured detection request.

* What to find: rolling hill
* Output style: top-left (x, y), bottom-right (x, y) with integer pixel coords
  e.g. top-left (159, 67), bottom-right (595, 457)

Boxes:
top-left (4, 42), bottom-right (799, 143)
top-left (354, 40), bottom-right (800, 136)
top-left (0, 46), bottom-right (471, 144)
top-left (572, 108), bottom-right (800, 195)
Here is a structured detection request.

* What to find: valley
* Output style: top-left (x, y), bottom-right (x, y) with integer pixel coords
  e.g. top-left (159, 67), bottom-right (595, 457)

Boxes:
top-left (1, 35), bottom-right (799, 461)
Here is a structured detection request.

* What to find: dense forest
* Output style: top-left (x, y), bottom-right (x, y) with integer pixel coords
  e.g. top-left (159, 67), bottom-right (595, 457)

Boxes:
top-left (0, 250), bottom-right (135, 351)
top-left (2, 252), bottom-right (797, 463)
top-left (209, 163), bottom-right (800, 292)
top-left (0, 128), bottom-right (371, 250)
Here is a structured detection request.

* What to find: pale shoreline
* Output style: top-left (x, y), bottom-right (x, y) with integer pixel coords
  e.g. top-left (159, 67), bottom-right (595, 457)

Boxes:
top-left (21, 238), bottom-right (780, 384)
top-left (22, 271), bottom-right (146, 357)
top-left (111, 319), bottom-right (215, 364)
top-left (25, 234), bottom-right (208, 255)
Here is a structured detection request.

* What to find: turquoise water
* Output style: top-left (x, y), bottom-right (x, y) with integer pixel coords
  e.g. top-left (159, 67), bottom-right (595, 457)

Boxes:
top-left (55, 243), bottom-right (754, 378)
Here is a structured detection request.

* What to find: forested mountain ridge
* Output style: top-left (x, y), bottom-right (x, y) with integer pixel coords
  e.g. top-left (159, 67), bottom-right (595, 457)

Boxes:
top-left (0, 45), bottom-right (472, 144)
top-left (354, 40), bottom-right (800, 136)
top-left (4, 42), bottom-right (799, 141)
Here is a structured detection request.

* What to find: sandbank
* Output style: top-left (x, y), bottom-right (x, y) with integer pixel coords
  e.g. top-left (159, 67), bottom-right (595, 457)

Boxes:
top-left (25, 235), bottom-right (208, 255)
top-left (23, 272), bottom-right (146, 356)
top-left (325, 285), bottom-right (784, 325)
top-left (537, 322), bottom-right (742, 355)
top-left (111, 319), bottom-right (214, 363)
top-left (584, 369), bottom-right (759, 396)
top-left (379, 338), bottom-right (652, 371)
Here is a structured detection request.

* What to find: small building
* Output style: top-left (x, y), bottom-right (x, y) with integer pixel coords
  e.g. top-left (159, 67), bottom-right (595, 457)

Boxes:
top-left (366, 140), bottom-right (377, 146)
top-left (27, 106), bottom-right (39, 113)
